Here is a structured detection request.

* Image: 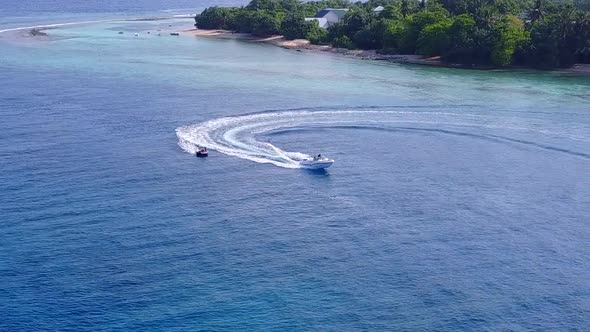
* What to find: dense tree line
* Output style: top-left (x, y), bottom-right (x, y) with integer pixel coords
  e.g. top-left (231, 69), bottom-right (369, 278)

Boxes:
top-left (194, 0), bottom-right (345, 37)
top-left (195, 0), bottom-right (590, 68)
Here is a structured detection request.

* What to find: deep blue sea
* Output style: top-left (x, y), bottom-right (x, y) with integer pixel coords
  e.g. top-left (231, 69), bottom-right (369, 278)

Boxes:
top-left (1, 1), bottom-right (590, 330)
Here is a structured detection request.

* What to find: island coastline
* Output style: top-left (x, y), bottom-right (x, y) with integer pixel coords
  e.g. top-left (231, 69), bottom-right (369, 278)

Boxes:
top-left (184, 28), bottom-right (446, 65)
top-left (185, 28), bottom-right (590, 75)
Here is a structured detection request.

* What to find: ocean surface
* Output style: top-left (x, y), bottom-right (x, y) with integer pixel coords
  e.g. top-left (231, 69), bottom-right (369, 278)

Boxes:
top-left (1, 1), bottom-right (590, 330)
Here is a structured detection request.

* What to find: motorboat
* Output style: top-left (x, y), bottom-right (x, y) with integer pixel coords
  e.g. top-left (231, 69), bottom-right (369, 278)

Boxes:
top-left (299, 155), bottom-right (334, 169)
top-left (196, 147), bottom-right (209, 157)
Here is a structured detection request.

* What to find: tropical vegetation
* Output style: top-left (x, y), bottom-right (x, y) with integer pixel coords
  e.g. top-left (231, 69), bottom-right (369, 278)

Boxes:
top-left (195, 0), bottom-right (590, 68)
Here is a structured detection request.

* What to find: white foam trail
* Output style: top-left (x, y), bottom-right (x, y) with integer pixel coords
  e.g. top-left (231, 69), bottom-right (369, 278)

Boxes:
top-left (177, 108), bottom-right (590, 168)
top-left (0, 16), bottom-right (176, 35)
top-left (0, 20), bottom-right (112, 34)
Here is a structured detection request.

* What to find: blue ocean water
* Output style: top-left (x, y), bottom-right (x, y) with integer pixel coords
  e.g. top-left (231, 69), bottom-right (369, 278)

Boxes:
top-left (1, 1), bottom-right (590, 330)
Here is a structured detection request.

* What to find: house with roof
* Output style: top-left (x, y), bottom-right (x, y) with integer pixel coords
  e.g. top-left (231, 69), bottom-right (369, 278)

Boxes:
top-left (373, 6), bottom-right (385, 15)
top-left (305, 8), bottom-right (349, 29)
top-left (305, 17), bottom-right (330, 29)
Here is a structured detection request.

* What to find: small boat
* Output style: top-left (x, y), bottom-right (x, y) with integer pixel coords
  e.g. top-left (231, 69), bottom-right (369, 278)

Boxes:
top-left (170, 32), bottom-right (180, 36)
top-left (118, 31), bottom-right (124, 34)
top-left (299, 155), bottom-right (334, 169)
top-left (196, 147), bottom-right (209, 157)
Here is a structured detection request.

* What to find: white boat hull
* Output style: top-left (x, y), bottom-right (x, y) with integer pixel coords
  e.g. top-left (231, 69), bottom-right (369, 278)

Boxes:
top-left (299, 159), bottom-right (334, 169)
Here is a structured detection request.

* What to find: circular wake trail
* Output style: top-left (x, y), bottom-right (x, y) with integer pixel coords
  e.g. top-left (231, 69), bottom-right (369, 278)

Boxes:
top-left (176, 108), bottom-right (590, 168)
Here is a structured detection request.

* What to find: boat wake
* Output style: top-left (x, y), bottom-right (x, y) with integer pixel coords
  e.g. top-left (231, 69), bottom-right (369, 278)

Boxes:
top-left (176, 106), bottom-right (590, 168)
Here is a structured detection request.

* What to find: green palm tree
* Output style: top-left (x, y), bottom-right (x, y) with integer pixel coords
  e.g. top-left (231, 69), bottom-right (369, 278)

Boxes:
top-left (477, 5), bottom-right (500, 29)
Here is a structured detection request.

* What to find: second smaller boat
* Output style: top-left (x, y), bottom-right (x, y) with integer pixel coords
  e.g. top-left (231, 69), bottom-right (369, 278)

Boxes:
top-left (196, 147), bottom-right (209, 157)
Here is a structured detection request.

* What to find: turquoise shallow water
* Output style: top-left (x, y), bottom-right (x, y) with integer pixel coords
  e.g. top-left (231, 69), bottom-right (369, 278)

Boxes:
top-left (1, 4), bottom-right (590, 331)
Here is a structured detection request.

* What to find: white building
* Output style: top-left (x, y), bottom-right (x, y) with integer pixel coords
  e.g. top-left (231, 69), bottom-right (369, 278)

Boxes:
top-left (305, 8), bottom-right (349, 29)
top-left (373, 6), bottom-right (385, 15)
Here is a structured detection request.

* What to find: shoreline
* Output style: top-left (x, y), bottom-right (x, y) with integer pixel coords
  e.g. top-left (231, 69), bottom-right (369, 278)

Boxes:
top-left (185, 28), bottom-right (590, 75)
top-left (184, 28), bottom-right (445, 65)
